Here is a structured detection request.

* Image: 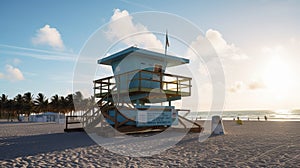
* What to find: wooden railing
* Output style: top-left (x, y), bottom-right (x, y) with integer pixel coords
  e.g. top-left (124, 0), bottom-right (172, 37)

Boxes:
top-left (64, 116), bottom-right (83, 132)
top-left (82, 85), bottom-right (117, 128)
top-left (94, 69), bottom-right (192, 99)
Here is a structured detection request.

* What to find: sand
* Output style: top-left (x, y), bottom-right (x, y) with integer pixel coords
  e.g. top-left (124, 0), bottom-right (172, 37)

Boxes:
top-left (0, 121), bottom-right (299, 167)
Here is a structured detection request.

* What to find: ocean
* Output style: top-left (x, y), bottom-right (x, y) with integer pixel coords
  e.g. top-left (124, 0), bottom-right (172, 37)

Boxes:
top-left (184, 109), bottom-right (300, 121)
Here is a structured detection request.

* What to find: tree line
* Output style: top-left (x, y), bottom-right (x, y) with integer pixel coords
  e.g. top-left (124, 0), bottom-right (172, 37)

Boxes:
top-left (0, 91), bottom-right (94, 120)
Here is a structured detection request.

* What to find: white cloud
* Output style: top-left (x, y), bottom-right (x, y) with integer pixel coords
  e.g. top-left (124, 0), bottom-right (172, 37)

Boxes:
top-left (248, 80), bottom-right (266, 90)
top-left (32, 24), bottom-right (65, 50)
top-left (110, 8), bottom-right (130, 21)
top-left (1, 64), bottom-right (25, 82)
top-left (206, 29), bottom-right (248, 60)
top-left (229, 81), bottom-right (245, 93)
top-left (186, 29), bottom-right (247, 61)
top-left (106, 9), bottom-right (163, 50)
top-left (0, 44), bottom-right (76, 62)
top-left (184, 29), bottom-right (248, 79)
top-left (229, 80), bottom-right (265, 93)
top-left (185, 34), bottom-right (214, 61)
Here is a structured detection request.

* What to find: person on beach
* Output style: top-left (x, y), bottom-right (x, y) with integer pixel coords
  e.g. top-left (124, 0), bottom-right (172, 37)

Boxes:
top-left (236, 117), bottom-right (243, 125)
top-left (264, 115), bottom-right (267, 121)
top-left (258, 116), bottom-right (260, 121)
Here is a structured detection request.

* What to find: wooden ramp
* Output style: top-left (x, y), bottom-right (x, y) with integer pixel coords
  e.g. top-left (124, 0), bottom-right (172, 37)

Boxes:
top-left (64, 116), bottom-right (84, 132)
top-left (64, 114), bottom-right (202, 134)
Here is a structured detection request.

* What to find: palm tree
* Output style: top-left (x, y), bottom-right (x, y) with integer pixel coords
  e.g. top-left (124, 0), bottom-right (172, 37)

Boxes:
top-left (6, 99), bottom-right (15, 121)
top-left (34, 93), bottom-right (48, 113)
top-left (50, 94), bottom-right (60, 113)
top-left (65, 94), bottom-right (75, 115)
top-left (58, 95), bottom-right (74, 115)
top-left (14, 94), bottom-right (24, 119)
top-left (59, 96), bottom-right (68, 114)
top-left (81, 95), bottom-right (95, 115)
top-left (87, 95), bottom-right (95, 109)
top-left (23, 92), bottom-right (34, 118)
top-left (73, 91), bottom-right (83, 114)
top-left (0, 94), bottom-right (8, 119)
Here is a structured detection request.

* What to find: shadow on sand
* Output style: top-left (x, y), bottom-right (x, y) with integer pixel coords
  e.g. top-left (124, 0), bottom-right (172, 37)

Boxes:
top-left (0, 132), bottom-right (96, 160)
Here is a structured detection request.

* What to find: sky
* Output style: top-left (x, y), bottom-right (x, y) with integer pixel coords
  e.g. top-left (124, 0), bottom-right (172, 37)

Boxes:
top-left (1, 0), bottom-right (300, 111)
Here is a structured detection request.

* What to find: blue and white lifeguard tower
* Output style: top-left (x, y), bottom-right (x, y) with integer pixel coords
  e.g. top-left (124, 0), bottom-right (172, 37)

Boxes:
top-left (83, 46), bottom-right (201, 132)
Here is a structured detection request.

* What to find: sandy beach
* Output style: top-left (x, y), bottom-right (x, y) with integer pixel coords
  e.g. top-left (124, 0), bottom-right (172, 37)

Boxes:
top-left (0, 121), bottom-right (299, 167)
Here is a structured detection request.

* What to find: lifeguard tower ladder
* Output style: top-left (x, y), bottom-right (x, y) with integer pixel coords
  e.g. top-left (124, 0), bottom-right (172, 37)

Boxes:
top-left (82, 47), bottom-right (201, 133)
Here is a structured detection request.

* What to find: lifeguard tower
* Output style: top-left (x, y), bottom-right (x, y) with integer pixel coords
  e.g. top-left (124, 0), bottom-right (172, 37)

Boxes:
top-left (82, 46), bottom-right (201, 133)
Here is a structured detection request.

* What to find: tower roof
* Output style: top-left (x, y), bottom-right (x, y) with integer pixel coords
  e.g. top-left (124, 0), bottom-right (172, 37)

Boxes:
top-left (98, 46), bottom-right (189, 67)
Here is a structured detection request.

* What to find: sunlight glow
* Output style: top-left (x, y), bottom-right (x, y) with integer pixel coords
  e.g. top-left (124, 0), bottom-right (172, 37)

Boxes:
top-left (263, 56), bottom-right (292, 100)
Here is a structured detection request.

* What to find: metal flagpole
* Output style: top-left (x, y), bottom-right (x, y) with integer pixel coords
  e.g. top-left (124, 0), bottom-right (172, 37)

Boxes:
top-left (165, 30), bottom-right (169, 56)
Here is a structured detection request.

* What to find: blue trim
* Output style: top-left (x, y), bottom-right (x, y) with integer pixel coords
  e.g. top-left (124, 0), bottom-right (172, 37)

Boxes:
top-left (98, 46), bottom-right (189, 65)
top-left (98, 46), bottom-right (139, 65)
